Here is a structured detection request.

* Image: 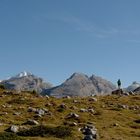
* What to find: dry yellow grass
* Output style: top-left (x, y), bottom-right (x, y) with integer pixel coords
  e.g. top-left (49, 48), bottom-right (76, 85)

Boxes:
top-left (0, 89), bottom-right (140, 140)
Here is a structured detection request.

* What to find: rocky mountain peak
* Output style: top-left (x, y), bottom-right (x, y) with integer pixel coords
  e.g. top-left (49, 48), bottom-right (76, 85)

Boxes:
top-left (67, 72), bottom-right (88, 80)
top-left (42, 73), bottom-right (116, 97)
top-left (126, 81), bottom-right (140, 91)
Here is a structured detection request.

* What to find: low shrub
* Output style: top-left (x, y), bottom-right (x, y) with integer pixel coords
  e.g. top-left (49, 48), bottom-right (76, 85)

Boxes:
top-left (0, 85), bottom-right (5, 90)
top-left (0, 132), bottom-right (23, 140)
top-left (17, 125), bottom-right (72, 138)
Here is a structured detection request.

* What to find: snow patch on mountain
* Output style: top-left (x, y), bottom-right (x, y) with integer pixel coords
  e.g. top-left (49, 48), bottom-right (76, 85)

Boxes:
top-left (15, 71), bottom-right (33, 78)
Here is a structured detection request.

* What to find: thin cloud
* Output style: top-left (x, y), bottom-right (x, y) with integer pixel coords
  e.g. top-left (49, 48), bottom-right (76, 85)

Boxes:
top-left (36, 14), bottom-right (140, 40)
top-left (45, 14), bottom-right (120, 38)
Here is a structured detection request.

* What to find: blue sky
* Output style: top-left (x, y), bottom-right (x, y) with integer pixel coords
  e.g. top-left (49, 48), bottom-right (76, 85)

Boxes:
top-left (0, 0), bottom-right (140, 87)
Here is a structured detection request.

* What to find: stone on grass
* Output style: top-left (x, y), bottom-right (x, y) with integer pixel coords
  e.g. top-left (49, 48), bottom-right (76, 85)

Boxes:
top-left (35, 109), bottom-right (45, 116)
top-left (88, 98), bottom-right (97, 102)
top-left (81, 125), bottom-right (98, 140)
top-left (24, 119), bottom-right (39, 125)
top-left (67, 113), bottom-right (79, 119)
top-left (6, 125), bottom-right (19, 133)
top-left (80, 108), bottom-right (88, 112)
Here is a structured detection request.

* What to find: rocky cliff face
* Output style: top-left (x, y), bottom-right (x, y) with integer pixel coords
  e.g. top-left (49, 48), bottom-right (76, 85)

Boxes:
top-left (90, 75), bottom-right (116, 95)
top-left (0, 72), bottom-right (52, 93)
top-left (42, 73), bottom-right (116, 97)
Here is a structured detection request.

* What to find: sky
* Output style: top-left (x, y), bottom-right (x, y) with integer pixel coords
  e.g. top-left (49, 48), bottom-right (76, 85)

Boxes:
top-left (0, 0), bottom-right (140, 87)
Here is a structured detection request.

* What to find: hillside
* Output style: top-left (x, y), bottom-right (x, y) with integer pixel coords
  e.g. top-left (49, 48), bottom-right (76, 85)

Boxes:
top-left (0, 88), bottom-right (139, 140)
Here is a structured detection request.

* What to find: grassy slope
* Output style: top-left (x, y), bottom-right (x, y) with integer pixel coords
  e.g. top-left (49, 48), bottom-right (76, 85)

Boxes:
top-left (0, 89), bottom-right (139, 140)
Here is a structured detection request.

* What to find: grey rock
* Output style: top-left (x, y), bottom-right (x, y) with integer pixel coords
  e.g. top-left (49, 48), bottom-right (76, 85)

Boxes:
top-left (118, 104), bottom-right (129, 109)
top-left (129, 91), bottom-right (135, 95)
top-left (88, 109), bottom-right (95, 113)
top-left (13, 112), bottom-right (21, 116)
top-left (88, 97), bottom-right (97, 102)
top-left (67, 113), bottom-right (79, 119)
top-left (123, 92), bottom-right (130, 96)
top-left (43, 108), bottom-right (49, 113)
top-left (81, 125), bottom-right (98, 140)
top-left (24, 119), bottom-right (39, 125)
top-left (28, 107), bottom-right (37, 112)
top-left (113, 123), bottom-right (119, 127)
top-left (59, 103), bottom-right (67, 109)
top-left (36, 109), bottom-right (45, 116)
top-left (7, 125), bottom-right (19, 133)
top-left (73, 100), bottom-right (79, 103)
top-left (80, 108), bottom-right (88, 112)
top-left (112, 89), bottom-right (124, 95)
top-left (64, 96), bottom-right (71, 99)
top-left (84, 135), bottom-right (95, 140)
top-left (112, 89), bottom-right (132, 96)
top-left (34, 114), bottom-right (42, 118)
top-left (45, 95), bottom-right (50, 99)
top-left (42, 73), bottom-right (116, 97)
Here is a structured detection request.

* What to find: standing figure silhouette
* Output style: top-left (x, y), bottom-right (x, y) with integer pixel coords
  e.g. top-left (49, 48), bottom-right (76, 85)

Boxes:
top-left (117, 79), bottom-right (121, 89)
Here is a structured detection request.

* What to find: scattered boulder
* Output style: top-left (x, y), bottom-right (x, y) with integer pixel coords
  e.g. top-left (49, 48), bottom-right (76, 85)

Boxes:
top-left (64, 96), bottom-right (71, 99)
top-left (81, 125), bottom-right (98, 140)
top-left (13, 112), bottom-right (21, 116)
top-left (34, 114), bottom-right (42, 118)
top-left (6, 125), bottom-right (19, 133)
top-left (88, 97), bottom-right (97, 102)
top-left (43, 108), bottom-right (49, 113)
top-left (112, 89), bottom-right (123, 95)
top-left (35, 109), bottom-right (45, 116)
top-left (129, 105), bottom-right (140, 110)
top-left (66, 113), bottom-right (79, 119)
top-left (23, 119), bottom-right (39, 125)
top-left (28, 107), bottom-right (37, 112)
top-left (73, 100), bottom-right (79, 103)
top-left (133, 87), bottom-right (140, 93)
top-left (123, 92), bottom-right (130, 96)
top-left (113, 123), bottom-right (119, 127)
top-left (117, 104), bottom-right (129, 109)
top-left (80, 108), bottom-right (88, 112)
top-left (88, 109), bottom-right (95, 113)
top-left (59, 103), bottom-right (67, 109)
top-left (45, 103), bottom-right (53, 107)
top-left (129, 91), bottom-right (135, 95)
top-left (64, 121), bottom-right (78, 126)
top-left (45, 95), bottom-right (50, 99)
top-left (112, 89), bottom-right (130, 96)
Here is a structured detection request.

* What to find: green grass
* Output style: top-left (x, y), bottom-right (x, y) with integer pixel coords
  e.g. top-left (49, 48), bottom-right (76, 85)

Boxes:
top-left (0, 89), bottom-right (140, 139)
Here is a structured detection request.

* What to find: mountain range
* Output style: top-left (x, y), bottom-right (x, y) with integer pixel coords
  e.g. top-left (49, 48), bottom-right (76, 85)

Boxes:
top-left (0, 71), bottom-right (52, 93)
top-left (42, 73), bottom-right (116, 97)
top-left (0, 71), bottom-right (140, 97)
